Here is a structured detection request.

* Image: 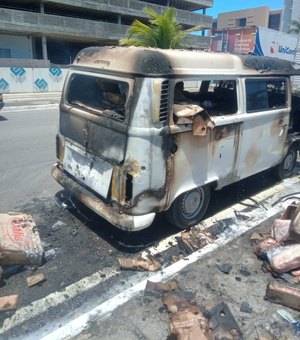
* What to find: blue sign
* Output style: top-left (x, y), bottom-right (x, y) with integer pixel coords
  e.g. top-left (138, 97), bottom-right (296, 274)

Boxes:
top-left (49, 68), bottom-right (62, 77)
top-left (49, 68), bottom-right (63, 82)
top-left (34, 78), bottom-right (48, 91)
top-left (0, 78), bottom-right (9, 91)
top-left (10, 67), bottom-right (26, 83)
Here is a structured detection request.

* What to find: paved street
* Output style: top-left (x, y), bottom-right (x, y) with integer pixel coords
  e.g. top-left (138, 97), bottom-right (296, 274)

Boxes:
top-left (0, 106), bottom-right (300, 339)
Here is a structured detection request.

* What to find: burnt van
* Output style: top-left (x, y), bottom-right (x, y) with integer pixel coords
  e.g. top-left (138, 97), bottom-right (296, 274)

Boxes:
top-left (52, 46), bottom-right (300, 231)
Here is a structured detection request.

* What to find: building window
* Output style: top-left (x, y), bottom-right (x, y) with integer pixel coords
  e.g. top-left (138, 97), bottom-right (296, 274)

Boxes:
top-left (0, 48), bottom-right (11, 58)
top-left (239, 18), bottom-right (247, 27)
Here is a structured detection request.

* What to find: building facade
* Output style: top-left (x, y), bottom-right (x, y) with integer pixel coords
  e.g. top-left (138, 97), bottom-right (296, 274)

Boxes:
top-left (211, 6), bottom-right (282, 54)
top-left (0, 0), bottom-right (213, 65)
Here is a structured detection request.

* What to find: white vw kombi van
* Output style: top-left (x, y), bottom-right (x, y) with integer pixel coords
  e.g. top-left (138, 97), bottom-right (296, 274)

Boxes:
top-left (52, 46), bottom-right (300, 231)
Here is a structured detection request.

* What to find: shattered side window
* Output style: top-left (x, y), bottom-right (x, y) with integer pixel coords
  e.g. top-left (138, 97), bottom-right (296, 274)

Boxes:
top-left (173, 79), bottom-right (237, 123)
top-left (67, 74), bottom-right (128, 121)
top-left (246, 78), bottom-right (287, 113)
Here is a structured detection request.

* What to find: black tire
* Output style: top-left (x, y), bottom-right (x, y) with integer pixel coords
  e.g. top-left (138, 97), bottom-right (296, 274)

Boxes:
top-left (165, 186), bottom-right (211, 229)
top-left (273, 146), bottom-right (297, 180)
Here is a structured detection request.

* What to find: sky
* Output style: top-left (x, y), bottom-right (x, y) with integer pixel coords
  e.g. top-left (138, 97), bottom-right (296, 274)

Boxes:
top-left (206, 0), bottom-right (284, 18)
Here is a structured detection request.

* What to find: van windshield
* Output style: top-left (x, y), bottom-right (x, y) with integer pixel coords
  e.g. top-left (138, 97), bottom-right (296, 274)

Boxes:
top-left (67, 74), bottom-right (129, 121)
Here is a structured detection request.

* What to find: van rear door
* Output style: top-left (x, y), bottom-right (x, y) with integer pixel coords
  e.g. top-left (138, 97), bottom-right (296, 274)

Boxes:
top-left (60, 72), bottom-right (132, 165)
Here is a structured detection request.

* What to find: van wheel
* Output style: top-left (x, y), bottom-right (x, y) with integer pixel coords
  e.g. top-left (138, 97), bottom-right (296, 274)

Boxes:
top-left (165, 186), bottom-right (211, 229)
top-left (273, 146), bottom-right (297, 180)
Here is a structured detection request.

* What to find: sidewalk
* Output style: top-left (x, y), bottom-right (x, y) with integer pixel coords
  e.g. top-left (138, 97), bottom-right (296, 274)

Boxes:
top-left (1, 92), bottom-right (61, 111)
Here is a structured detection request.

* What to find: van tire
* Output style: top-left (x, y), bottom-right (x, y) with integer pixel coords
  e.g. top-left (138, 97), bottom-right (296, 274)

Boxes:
top-left (165, 186), bottom-right (211, 229)
top-left (273, 145), bottom-right (297, 180)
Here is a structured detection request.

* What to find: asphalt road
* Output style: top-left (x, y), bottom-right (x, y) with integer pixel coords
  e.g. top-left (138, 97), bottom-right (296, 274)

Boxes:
top-left (0, 108), bottom-right (61, 212)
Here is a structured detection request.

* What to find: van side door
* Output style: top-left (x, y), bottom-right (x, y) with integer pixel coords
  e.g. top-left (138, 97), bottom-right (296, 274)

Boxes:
top-left (237, 77), bottom-right (289, 179)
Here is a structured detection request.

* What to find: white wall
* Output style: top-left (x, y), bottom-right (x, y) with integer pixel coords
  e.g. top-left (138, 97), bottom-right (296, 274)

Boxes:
top-left (0, 67), bottom-right (68, 93)
top-left (0, 34), bottom-right (33, 59)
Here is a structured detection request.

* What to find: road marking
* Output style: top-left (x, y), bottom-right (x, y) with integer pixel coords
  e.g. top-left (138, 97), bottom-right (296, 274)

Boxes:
top-left (0, 267), bottom-right (119, 334)
top-left (2, 176), bottom-right (300, 338)
top-left (31, 177), bottom-right (300, 340)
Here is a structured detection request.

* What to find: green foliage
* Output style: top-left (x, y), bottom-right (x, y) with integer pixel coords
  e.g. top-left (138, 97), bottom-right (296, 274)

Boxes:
top-left (288, 19), bottom-right (300, 35)
top-left (120, 7), bottom-right (203, 49)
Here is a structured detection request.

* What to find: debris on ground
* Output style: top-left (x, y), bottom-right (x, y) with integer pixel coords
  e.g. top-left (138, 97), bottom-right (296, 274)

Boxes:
top-left (26, 273), bottom-right (46, 287)
top-left (253, 202), bottom-right (300, 310)
top-left (216, 263), bottom-right (232, 275)
top-left (51, 220), bottom-right (66, 231)
top-left (177, 228), bottom-right (214, 255)
top-left (144, 280), bottom-right (180, 296)
top-left (118, 255), bottom-right (162, 271)
top-left (163, 293), bottom-right (210, 340)
top-left (0, 213), bottom-right (44, 266)
top-left (265, 281), bottom-right (300, 311)
top-left (0, 294), bottom-right (19, 311)
top-left (43, 248), bottom-right (56, 263)
top-left (208, 302), bottom-right (242, 339)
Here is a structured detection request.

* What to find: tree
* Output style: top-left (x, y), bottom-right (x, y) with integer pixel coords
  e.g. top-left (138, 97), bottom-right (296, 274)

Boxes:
top-left (289, 19), bottom-right (300, 35)
top-left (289, 19), bottom-right (300, 62)
top-left (120, 7), bottom-right (203, 49)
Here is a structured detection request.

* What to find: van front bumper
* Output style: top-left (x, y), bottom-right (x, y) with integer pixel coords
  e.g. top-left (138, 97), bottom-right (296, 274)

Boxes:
top-left (51, 164), bottom-right (156, 231)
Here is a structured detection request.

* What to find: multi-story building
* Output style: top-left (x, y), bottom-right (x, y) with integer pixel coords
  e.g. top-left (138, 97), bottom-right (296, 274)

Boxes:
top-left (211, 6), bottom-right (282, 54)
top-left (0, 0), bottom-right (213, 65)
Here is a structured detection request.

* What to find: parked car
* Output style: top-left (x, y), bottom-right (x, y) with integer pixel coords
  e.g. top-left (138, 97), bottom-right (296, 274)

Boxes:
top-left (0, 93), bottom-right (4, 110)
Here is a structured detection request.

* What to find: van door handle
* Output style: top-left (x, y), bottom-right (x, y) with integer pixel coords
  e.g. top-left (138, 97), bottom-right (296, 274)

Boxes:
top-left (279, 124), bottom-right (287, 137)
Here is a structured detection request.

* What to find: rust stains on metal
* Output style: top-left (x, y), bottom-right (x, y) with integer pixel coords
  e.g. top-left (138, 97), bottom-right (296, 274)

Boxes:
top-left (245, 145), bottom-right (260, 167)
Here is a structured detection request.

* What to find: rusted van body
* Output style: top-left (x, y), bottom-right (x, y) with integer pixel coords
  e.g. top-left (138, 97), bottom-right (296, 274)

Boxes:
top-left (52, 46), bottom-right (300, 231)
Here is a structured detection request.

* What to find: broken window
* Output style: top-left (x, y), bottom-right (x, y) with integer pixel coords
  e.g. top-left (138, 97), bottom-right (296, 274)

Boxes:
top-left (246, 78), bottom-right (287, 113)
top-left (173, 79), bottom-right (238, 124)
top-left (67, 74), bottom-right (129, 121)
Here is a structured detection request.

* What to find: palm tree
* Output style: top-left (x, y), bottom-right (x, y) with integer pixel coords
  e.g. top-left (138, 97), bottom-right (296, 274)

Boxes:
top-left (289, 19), bottom-right (300, 35)
top-left (120, 7), bottom-right (203, 49)
top-left (289, 19), bottom-right (300, 62)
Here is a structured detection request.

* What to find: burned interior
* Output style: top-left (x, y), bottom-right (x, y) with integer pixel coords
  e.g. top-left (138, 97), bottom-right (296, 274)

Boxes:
top-left (67, 74), bottom-right (128, 121)
top-left (172, 79), bottom-right (238, 124)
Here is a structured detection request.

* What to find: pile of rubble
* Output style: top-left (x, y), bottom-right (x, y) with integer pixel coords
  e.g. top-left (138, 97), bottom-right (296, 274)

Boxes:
top-left (254, 202), bottom-right (300, 311)
top-left (0, 213), bottom-right (50, 311)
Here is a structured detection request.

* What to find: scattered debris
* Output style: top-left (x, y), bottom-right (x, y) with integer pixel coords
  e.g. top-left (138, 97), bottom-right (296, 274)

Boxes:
top-left (250, 232), bottom-right (264, 241)
top-left (177, 229), bottom-right (214, 255)
top-left (268, 244), bottom-right (300, 273)
top-left (254, 237), bottom-right (280, 260)
top-left (208, 303), bottom-right (242, 339)
top-left (239, 266), bottom-right (251, 277)
top-left (51, 220), bottom-right (66, 231)
top-left (240, 301), bottom-right (253, 313)
top-left (144, 280), bottom-right (180, 296)
top-left (163, 294), bottom-right (210, 340)
top-left (26, 273), bottom-right (46, 287)
top-left (43, 249), bottom-right (56, 262)
top-left (272, 219), bottom-right (293, 242)
top-left (216, 263), bottom-right (232, 275)
top-left (118, 256), bottom-right (161, 271)
top-left (0, 213), bottom-right (44, 266)
top-left (0, 294), bottom-right (19, 311)
top-left (277, 309), bottom-right (300, 335)
top-left (265, 281), bottom-right (300, 311)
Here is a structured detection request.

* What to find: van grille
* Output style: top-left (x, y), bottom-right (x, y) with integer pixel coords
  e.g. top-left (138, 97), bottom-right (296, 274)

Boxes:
top-left (159, 80), bottom-right (169, 123)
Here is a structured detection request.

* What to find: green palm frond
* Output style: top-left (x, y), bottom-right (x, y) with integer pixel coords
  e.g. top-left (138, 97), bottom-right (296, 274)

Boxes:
top-left (119, 7), bottom-right (204, 49)
top-left (289, 19), bottom-right (300, 34)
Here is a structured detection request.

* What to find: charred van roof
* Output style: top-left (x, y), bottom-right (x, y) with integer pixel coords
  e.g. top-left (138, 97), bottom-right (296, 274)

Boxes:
top-left (73, 46), bottom-right (300, 77)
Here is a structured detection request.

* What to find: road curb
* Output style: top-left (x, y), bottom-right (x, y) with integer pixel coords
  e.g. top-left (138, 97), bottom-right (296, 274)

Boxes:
top-left (1, 104), bottom-right (59, 112)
